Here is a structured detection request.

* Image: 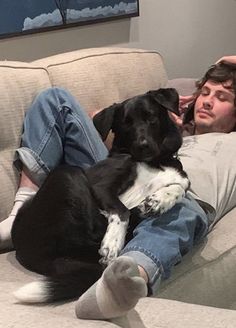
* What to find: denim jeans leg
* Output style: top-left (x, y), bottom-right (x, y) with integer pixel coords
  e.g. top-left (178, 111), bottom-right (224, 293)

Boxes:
top-left (15, 87), bottom-right (108, 186)
top-left (120, 193), bottom-right (209, 296)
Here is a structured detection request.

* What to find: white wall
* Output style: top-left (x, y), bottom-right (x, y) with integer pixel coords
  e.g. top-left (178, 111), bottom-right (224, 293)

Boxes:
top-left (128, 0), bottom-right (236, 78)
top-left (0, 0), bottom-right (236, 78)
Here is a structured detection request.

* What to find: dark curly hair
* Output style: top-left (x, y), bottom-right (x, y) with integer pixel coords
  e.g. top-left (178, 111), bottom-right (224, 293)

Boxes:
top-left (196, 60), bottom-right (236, 106)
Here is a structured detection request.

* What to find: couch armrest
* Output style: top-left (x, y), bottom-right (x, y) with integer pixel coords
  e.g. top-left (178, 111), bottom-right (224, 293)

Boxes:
top-left (167, 78), bottom-right (197, 96)
top-left (158, 207), bottom-right (236, 309)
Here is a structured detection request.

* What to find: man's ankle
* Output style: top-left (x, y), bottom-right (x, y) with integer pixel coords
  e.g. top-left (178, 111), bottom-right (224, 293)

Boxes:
top-left (138, 265), bottom-right (149, 283)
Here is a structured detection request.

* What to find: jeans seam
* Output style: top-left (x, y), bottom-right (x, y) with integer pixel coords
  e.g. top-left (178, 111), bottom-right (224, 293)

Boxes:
top-left (70, 110), bottom-right (102, 163)
top-left (35, 111), bottom-right (60, 156)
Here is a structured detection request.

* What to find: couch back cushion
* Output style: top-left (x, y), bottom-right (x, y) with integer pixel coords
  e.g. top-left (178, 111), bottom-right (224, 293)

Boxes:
top-left (0, 47), bottom-right (167, 221)
top-left (167, 78), bottom-right (197, 96)
top-left (0, 63), bottom-right (51, 220)
top-left (34, 47), bottom-right (168, 113)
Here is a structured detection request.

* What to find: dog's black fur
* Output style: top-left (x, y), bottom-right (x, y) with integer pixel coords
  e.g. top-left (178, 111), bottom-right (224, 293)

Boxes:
top-left (12, 88), bottom-right (188, 303)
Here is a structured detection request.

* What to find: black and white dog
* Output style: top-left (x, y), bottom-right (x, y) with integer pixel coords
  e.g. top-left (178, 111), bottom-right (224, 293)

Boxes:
top-left (12, 88), bottom-right (189, 303)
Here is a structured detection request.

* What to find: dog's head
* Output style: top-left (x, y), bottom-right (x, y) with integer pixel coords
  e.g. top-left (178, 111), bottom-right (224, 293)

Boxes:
top-left (93, 88), bottom-right (182, 165)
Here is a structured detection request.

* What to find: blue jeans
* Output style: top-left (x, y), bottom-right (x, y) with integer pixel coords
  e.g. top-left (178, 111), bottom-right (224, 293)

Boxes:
top-left (15, 87), bottom-right (108, 186)
top-left (14, 87), bottom-right (209, 295)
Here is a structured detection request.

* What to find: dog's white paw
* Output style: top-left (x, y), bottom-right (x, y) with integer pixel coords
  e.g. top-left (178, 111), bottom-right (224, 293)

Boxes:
top-left (138, 184), bottom-right (185, 215)
top-left (99, 236), bottom-right (123, 265)
top-left (99, 212), bottom-right (128, 266)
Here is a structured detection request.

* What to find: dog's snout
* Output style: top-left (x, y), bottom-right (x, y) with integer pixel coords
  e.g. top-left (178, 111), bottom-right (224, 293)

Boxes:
top-left (137, 136), bottom-right (149, 150)
top-left (131, 129), bottom-right (160, 162)
top-left (139, 136), bottom-right (148, 147)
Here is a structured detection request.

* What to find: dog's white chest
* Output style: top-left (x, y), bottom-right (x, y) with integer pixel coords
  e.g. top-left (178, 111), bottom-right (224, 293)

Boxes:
top-left (119, 163), bottom-right (181, 209)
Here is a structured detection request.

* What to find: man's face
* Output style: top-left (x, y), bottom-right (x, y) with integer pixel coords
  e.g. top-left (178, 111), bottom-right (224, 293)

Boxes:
top-left (194, 80), bottom-right (236, 134)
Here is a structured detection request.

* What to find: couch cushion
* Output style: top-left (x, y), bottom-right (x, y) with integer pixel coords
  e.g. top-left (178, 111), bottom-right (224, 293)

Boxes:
top-left (159, 207), bottom-right (236, 309)
top-left (134, 297), bottom-right (236, 328)
top-left (0, 63), bottom-right (51, 221)
top-left (1, 251), bottom-right (236, 328)
top-left (33, 47), bottom-right (168, 113)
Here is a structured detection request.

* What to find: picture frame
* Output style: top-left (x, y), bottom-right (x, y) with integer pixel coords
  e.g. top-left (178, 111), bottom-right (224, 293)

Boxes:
top-left (0, 1), bottom-right (139, 40)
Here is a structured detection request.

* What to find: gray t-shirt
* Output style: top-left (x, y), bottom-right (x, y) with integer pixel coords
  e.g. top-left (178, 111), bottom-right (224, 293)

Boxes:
top-left (179, 132), bottom-right (236, 224)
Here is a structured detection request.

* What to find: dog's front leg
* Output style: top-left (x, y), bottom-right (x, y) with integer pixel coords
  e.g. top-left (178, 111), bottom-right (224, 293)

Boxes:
top-left (87, 154), bottom-right (135, 265)
top-left (99, 210), bottom-right (129, 265)
top-left (138, 184), bottom-right (186, 216)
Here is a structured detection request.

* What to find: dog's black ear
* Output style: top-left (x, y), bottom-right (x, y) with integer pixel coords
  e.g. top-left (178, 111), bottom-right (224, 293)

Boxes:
top-left (148, 88), bottom-right (180, 116)
top-left (182, 101), bottom-right (195, 124)
top-left (93, 103), bottom-right (119, 141)
top-left (161, 121), bottom-right (182, 158)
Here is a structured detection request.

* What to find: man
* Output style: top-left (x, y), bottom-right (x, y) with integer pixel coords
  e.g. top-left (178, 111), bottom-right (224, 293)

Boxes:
top-left (1, 58), bottom-right (236, 320)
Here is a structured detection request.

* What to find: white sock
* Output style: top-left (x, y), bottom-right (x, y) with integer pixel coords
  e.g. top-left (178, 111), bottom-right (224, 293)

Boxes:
top-left (0, 187), bottom-right (36, 250)
top-left (75, 256), bottom-right (148, 319)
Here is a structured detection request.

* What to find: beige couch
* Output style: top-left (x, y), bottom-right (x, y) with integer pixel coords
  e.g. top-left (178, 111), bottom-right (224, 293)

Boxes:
top-left (1, 47), bottom-right (236, 328)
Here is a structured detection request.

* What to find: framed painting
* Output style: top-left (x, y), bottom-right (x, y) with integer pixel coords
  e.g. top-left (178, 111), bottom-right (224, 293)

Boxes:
top-left (0, 0), bottom-right (139, 39)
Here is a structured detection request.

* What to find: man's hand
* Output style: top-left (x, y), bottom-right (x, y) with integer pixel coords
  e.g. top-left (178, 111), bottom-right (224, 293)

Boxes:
top-left (169, 94), bottom-right (195, 127)
top-left (216, 55), bottom-right (236, 65)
